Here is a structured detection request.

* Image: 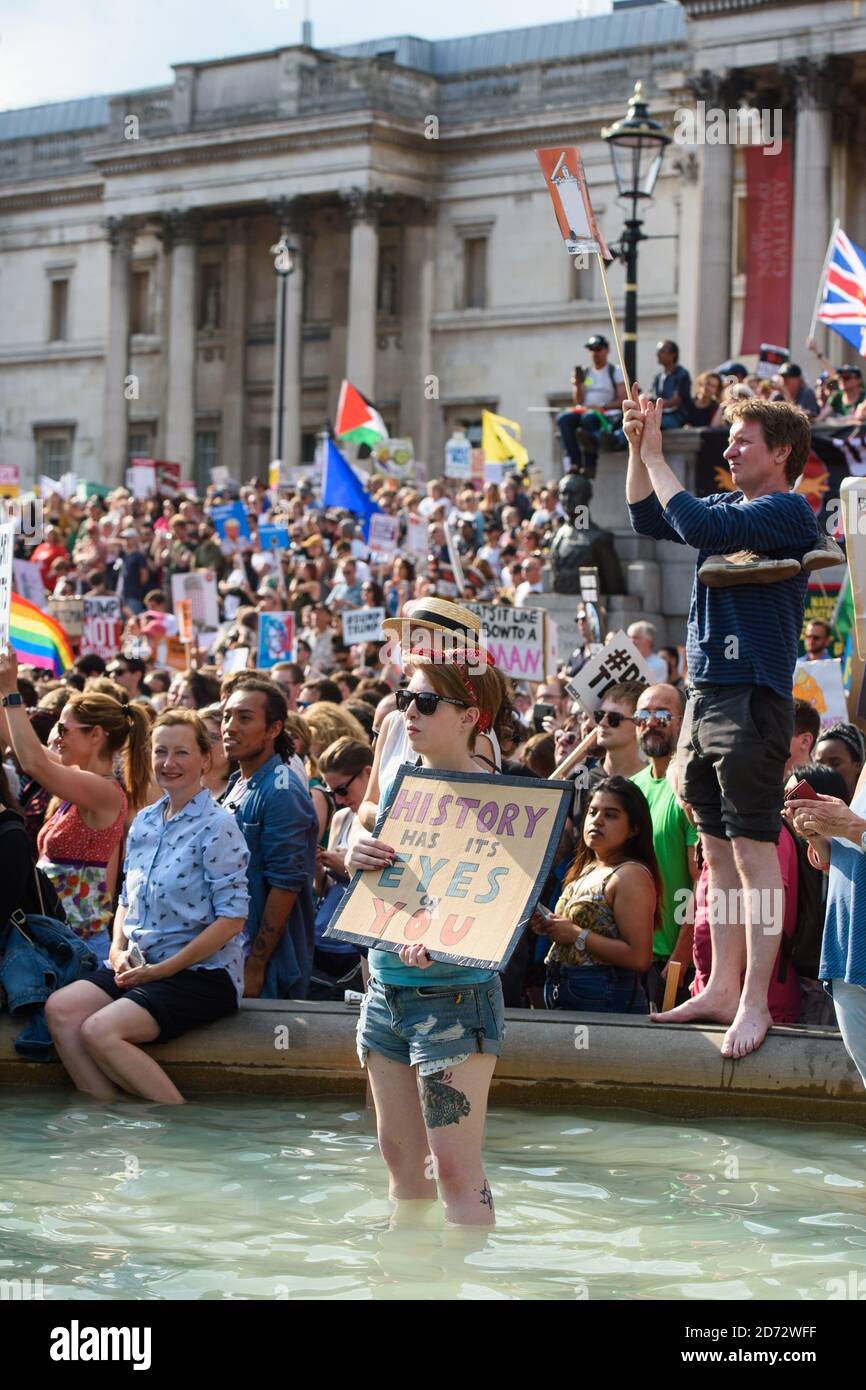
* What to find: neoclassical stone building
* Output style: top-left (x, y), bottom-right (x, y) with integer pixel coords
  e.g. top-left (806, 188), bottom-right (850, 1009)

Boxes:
top-left (0, 0), bottom-right (860, 489)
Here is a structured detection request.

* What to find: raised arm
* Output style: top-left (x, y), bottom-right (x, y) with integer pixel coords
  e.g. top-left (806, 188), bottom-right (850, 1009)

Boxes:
top-left (623, 389), bottom-right (685, 545)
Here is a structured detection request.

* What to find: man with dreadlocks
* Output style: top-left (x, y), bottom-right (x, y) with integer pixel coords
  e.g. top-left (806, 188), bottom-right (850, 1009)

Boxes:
top-left (220, 676), bottom-right (318, 1000)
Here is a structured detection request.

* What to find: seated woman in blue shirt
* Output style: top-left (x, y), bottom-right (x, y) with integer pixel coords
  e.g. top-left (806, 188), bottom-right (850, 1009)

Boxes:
top-left (346, 650), bottom-right (505, 1226)
top-left (45, 710), bottom-right (250, 1105)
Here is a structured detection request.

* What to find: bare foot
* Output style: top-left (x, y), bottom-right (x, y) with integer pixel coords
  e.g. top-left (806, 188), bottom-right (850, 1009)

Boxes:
top-left (650, 988), bottom-right (739, 1025)
top-left (720, 1002), bottom-right (772, 1059)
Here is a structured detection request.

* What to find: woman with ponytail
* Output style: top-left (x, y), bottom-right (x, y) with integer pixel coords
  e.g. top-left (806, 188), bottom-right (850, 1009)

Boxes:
top-left (0, 650), bottom-right (150, 959)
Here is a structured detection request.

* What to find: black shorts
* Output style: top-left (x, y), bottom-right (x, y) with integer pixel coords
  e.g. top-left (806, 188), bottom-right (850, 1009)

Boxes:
top-left (87, 966), bottom-right (238, 1042)
top-left (678, 683), bottom-right (792, 843)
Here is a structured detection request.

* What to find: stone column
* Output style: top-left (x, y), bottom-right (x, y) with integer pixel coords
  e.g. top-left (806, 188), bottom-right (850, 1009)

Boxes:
top-left (102, 217), bottom-right (134, 485)
top-left (163, 209), bottom-right (198, 472)
top-left (269, 198), bottom-right (305, 468)
top-left (790, 59), bottom-right (835, 365)
top-left (343, 188), bottom-right (382, 400)
top-left (689, 72), bottom-right (737, 371)
top-left (400, 201), bottom-right (436, 470)
top-left (222, 218), bottom-right (248, 478)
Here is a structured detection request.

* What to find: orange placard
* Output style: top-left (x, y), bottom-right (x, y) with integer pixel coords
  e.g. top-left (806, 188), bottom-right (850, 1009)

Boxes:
top-left (176, 598), bottom-right (193, 643)
top-left (535, 146), bottom-right (610, 260)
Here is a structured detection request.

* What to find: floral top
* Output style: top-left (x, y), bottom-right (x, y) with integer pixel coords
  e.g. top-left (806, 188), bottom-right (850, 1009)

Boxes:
top-left (548, 861), bottom-right (652, 968)
top-left (36, 786), bottom-right (127, 941)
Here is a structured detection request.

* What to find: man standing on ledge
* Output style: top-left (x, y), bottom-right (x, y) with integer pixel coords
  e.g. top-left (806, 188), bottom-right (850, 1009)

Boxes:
top-left (625, 391), bottom-right (817, 1058)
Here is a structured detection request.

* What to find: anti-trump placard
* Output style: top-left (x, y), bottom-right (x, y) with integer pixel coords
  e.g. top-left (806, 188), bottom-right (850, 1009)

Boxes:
top-left (325, 769), bottom-right (572, 970)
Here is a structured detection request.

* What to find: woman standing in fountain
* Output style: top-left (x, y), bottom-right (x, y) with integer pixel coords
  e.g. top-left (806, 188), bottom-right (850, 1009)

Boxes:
top-left (346, 649), bottom-right (505, 1226)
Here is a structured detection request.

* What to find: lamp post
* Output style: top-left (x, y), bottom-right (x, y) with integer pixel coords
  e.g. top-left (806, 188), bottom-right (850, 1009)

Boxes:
top-left (270, 234), bottom-right (297, 464)
top-left (601, 82), bottom-right (671, 386)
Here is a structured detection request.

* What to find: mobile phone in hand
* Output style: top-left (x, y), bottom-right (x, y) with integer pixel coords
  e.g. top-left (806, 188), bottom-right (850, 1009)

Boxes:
top-left (127, 943), bottom-right (145, 968)
top-left (533, 702), bottom-right (555, 733)
top-left (785, 780), bottom-right (819, 803)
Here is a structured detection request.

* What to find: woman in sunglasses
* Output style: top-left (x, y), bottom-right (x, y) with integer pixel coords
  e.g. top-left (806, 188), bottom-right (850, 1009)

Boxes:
top-left (346, 652), bottom-right (505, 1226)
top-left (310, 737), bottom-right (373, 999)
top-left (531, 776), bottom-right (660, 1014)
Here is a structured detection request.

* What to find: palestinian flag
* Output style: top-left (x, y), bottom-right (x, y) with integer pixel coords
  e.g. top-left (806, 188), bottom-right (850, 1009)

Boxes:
top-left (335, 380), bottom-right (388, 449)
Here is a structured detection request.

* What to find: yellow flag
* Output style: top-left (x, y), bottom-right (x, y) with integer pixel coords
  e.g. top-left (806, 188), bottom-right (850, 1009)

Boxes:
top-left (481, 410), bottom-right (529, 468)
top-left (268, 459), bottom-right (282, 490)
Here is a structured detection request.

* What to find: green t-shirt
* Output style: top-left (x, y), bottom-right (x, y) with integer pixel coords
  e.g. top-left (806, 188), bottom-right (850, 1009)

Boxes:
top-left (630, 764), bottom-right (698, 958)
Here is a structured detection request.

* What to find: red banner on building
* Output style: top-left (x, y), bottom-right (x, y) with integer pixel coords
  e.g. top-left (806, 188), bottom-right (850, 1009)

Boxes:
top-left (740, 142), bottom-right (793, 354)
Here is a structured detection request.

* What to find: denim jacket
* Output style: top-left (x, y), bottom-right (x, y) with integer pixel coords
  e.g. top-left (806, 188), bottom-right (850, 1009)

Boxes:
top-left (0, 914), bottom-right (98, 1059)
top-left (221, 755), bottom-right (318, 999)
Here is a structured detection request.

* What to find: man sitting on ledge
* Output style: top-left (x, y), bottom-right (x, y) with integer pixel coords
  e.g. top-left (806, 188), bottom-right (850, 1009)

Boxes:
top-left (624, 390), bottom-right (817, 1059)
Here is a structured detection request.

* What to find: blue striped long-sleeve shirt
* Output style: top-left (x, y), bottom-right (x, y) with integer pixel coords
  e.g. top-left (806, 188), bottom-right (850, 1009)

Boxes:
top-left (629, 487), bottom-right (817, 697)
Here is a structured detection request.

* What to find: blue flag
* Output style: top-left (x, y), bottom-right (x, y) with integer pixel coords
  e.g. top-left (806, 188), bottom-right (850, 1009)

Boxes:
top-left (321, 438), bottom-right (381, 539)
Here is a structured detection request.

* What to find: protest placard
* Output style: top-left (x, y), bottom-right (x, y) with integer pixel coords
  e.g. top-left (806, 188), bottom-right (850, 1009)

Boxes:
top-left (369, 438), bottom-right (415, 482)
top-left (222, 646), bottom-right (250, 675)
top-left (0, 465), bottom-right (19, 498)
top-left (342, 607), bottom-right (385, 646)
top-left (257, 525), bottom-right (290, 553)
top-left (467, 603), bottom-right (546, 680)
top-left (12, 559), bottom-right (45, 609)
top-left (176, 599), bottom-right (194, 644)
top-left (325, 768), bottom-right (572, 969)
top-left (257, 611), bottom-right (295, 669)
top-left (0, 521), bottom-right (13, 649)
top-left (567, 630), bottom-right (653, 713)
top-left (756, 343), bottom-right (789, 380)
top-left (170, 571), bottom-right (219, 630)
top-left (81, 596), bottom-right (122, 660)
top-left (368, 512), bottom-right (400, 558)
top-left (842, 478), bottom-right (866, 658)
top-left (211, 501), bottom-right (251, 547)
top-left (47, 596), bottom-right (83, 638)
top-left (405, 516), bottom-right (428, 557)
top-left (793, 658), bottom-right (847, 730)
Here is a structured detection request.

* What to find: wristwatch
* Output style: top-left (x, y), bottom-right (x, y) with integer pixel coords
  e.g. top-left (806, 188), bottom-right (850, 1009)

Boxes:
top-left (859, 828), bottom-right (866, 855)
top-left (0, 693), bottom-right (23, 708)
top-left (576, 926), bottom-right (590, 953)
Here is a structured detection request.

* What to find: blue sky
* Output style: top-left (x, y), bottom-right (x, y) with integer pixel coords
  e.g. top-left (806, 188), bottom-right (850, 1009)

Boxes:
top-left (0, 0), bottom-right (610, 110)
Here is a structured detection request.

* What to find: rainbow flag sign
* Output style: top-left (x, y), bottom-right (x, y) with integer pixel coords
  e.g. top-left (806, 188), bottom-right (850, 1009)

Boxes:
top-left (10, 592), bottom-right (74, 674)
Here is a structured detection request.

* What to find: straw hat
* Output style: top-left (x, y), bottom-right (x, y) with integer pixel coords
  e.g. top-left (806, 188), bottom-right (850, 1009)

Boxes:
top-left (381, 596), bottom-right (482, 641)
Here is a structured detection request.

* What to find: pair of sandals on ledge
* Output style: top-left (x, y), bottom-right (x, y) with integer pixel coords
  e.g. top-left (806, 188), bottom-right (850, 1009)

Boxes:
top-left (699, 532), bottom-right (844, 587)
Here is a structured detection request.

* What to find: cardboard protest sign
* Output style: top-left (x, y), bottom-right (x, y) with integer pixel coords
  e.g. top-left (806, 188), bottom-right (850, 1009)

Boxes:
top-left (257, 611), bottom-right (295, 669)
top-left (545, 612), bottom-right (558, 681)
top-left (756, 343), bottom-right (789, 381)
top-left (536, 146), bottom-right (610, 259)
top-left (175, 599), bottom-right (194, 644)
top-left (47, 596), bottom-right (83, 638)
top-left (0, 521), bottom-right (13, 649)
top-left (368, 513), bottom-right (400, 558)
top-left (370, 438), bottom-right (415, 481)
top-left (12, 559), bottom-right (45, 609)
top-left (170, 571), bottom-right (219, 630)
top-left (130, 458), bottom-right (182, 494)
top-left (211, 501), bottom-right (251, 547)
top-left (342, 606), bottom-right (385, 646)
top-left (325, 768), bottom-right (572, 969)
top-left (801, 581), bottom-right (845, 660)
top-left (467, 603), bottom-right (546, 680)
top-left (793, 658), bottom-right (847, 730)
top-left (81, 596), bottom-right (122, 660)
top-left (567, 630), bottom-right (653, 713)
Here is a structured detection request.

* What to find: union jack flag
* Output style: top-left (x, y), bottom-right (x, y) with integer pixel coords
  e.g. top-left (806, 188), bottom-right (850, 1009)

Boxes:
top-left (817, 225), bottom-right (866, 355)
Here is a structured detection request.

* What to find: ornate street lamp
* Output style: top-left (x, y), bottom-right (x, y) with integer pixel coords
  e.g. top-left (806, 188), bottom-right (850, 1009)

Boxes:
top-left (270, 234), bottom-right (297, 464)
top-left (601, 82), bottom-right (671, 384)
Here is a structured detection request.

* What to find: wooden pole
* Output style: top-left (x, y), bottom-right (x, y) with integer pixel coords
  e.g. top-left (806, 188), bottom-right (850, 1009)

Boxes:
top-left (661, 959), bottom-right (682, 1014)
top-left (551, 725), bottom-right (599, 780)
top-left (597, 253), bottom-right (633, 400)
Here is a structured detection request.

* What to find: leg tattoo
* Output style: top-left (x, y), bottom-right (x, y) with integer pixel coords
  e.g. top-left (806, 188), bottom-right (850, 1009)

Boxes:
top-left (479, 1179), bottom-right (494, 1211)
top-left (419, 1069), bottom-right (472, 1129)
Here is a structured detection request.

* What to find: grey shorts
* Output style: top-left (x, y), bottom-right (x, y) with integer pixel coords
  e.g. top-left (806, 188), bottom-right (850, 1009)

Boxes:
top-left (679, 683), bottom-right (792, 843)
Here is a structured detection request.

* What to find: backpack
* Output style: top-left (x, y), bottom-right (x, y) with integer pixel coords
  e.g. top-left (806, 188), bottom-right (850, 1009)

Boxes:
top-left (777, 823), bottom-right (825, 982)
top-left (0, 811), bottom-right (65, 924)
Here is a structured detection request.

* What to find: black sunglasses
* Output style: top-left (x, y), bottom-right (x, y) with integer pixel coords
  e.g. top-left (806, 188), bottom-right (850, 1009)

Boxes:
top-left (395, 689), bottom-right (468, 717)
top-left (593, 710), bottom-right (635, 728)
top-left (329, 771), bottom-right (360, 799)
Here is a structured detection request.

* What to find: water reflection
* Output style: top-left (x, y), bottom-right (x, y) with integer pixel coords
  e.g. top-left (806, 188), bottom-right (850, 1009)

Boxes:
top-left (3, 1092), bottom-right (866, 1300)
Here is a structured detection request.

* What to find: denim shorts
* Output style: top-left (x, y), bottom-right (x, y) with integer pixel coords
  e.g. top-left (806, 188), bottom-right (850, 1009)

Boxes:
top-left (357, 975), bottom-right (505, 1073)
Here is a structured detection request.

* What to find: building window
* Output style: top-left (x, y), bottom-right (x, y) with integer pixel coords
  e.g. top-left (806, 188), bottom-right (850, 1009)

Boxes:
top-left (35, 429), bottom-right (74, 478)
top-left (301, 431), bottom-right (318, 464)
top-left (194, 430), bottom-right (219, 493)
top-left (128, 429), bottom-right (153, 462)
top-left (50, 279), bottom-right (69, 341)
top-left (463, 238), bottom-right (487, 310)
top-left (130, 268), bottom-right (153, 334)
top-left (198, 261), bottom-right (223, 330)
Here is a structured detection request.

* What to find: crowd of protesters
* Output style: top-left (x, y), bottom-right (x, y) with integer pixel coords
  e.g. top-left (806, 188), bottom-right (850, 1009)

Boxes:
top-left (0, 392), bottom-right (862, 1131)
